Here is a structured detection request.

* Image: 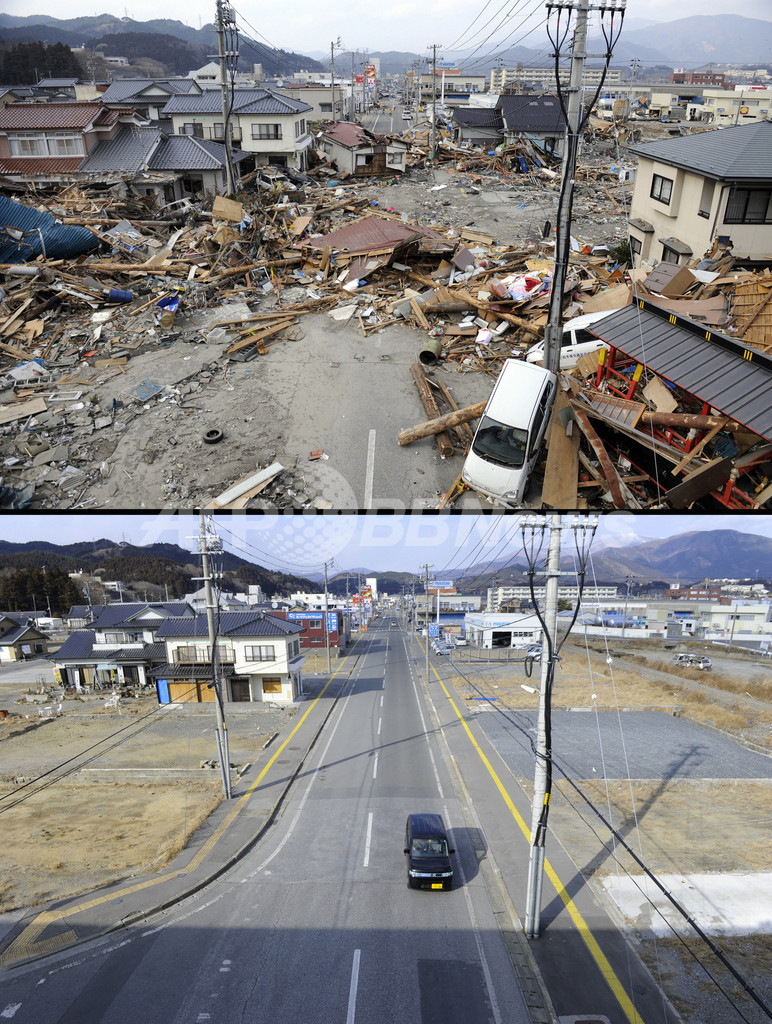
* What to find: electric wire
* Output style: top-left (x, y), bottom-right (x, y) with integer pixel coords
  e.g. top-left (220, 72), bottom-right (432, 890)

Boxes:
top-left (0, 679), bottom-right (201, 814)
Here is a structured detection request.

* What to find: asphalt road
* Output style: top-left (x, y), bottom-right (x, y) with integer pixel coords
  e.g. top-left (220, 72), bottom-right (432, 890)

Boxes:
top-left (0, 623), bottom-right (531, 1024)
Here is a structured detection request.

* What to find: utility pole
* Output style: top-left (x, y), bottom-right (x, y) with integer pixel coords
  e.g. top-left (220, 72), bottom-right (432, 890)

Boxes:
top-left (216, 0), bottom-right (237, 195)
top-left (542, 0), bottom-right (625, 373)
top-left (198, 513), bottom-right (232, 799)
top-left (351, 51), bottom-right (356, 119)
top-left (323, 561), bottom-right (332, 674)
top-left (330, 40), bottom-right (338, 123)
top-left (429, 43), bottom-right (442, 159)
top-left (524, 515), bottom-right (562, 938)
top-left (421, 564), bottom-right (433, 685)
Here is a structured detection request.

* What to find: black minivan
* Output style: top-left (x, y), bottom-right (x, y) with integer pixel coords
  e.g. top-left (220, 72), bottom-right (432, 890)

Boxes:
top-left (404, 813), bottom-right (455, 890)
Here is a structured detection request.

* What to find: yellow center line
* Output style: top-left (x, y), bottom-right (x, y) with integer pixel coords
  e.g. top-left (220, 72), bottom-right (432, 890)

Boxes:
top-left (1, 636), bottom-right (364, 964)
top-left (431, 665), bottom-right (647, 1024)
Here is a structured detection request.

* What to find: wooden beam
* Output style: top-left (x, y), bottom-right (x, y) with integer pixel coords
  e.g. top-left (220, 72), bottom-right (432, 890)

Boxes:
top-left (398, 401), bottom-right (486, 447)
top-left (409, 362), bottom-right (454, 457)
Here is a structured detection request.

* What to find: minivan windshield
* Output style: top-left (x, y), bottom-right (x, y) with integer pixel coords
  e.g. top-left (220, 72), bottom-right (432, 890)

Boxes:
top-left (411, 838), bottom-right (449, 858)
top-left (472, 415), bottom-right (527, 467)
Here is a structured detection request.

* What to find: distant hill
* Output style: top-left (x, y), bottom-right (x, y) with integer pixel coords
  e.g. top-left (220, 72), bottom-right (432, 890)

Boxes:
top-left (0, 13), bottom-right (324, 76)
top-left (366, 14), bottom-right (772, 75)
top-left (0, 539), bottom-right (316, 599)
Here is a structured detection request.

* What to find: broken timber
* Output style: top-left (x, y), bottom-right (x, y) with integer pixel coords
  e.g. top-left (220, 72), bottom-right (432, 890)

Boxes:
top-left (398, 401), bottom-right (486, 447)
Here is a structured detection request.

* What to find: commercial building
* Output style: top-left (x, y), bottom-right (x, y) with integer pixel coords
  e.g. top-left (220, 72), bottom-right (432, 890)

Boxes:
top-left (487, 585), bottom-right (618, 610)
top-left (463, 612), bottom-right (543, 648)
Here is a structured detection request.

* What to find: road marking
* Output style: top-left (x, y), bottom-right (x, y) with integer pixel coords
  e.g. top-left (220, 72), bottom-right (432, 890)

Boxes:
top-left (364, 428), bottom-right (376, 508)
top-left (0, 636), bottom-right (367, 968)
top-left (363, 812), bottom-right (373, 867)
top-left (372, 753), bottom-right (379, 779)
top-left (346, 949), bottom-right (361, 1024)
top-left (1, 1006), bottom-right (22, 1019)
top-left (430, 667), bottom-right (648, 1024)
top-left (377, 717), bottom-right (382, 735)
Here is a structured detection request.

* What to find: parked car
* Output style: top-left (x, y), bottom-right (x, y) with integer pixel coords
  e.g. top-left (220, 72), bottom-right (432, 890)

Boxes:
top-left (402, 109), bottom-right (412, 119)
top-left (404, 813), bottom-right (455, 890)
top-left (455, 637), bottom-right (468, 646)
top-left (525, 644), bottom-right (543, 658)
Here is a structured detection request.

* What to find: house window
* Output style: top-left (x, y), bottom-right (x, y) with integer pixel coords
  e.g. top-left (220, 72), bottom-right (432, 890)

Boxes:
top-left (213, 121), bottom-right (224, 140)
top-left (263, 677), bottom-right (282, 694)
top-left (650, 174), bottom-right (673, 205)
top-left (9, 132), bottom-right (83, 157)
top-left (320, 103), bottom-right (332, 112)
top-left (252, 124), bottom-right (282, 139)
top-left (629, 235), bottom-right (642, 257)
top-left (47, 132), bottom-right (84, 156)
top-left (244, 644), bottom-right (277, 661)
top-left (698, 178), bottom-right (714, 219)
top-left (389, 152), bottom-right (404, 164)
top-left (294, 119), bottom-right (306, 138)
top-left (181, 123), bottom-right (204, 138)
top-left (724, 188), bottom-right (772, 225)
top-left (661, 243), bottom-right (681, 264)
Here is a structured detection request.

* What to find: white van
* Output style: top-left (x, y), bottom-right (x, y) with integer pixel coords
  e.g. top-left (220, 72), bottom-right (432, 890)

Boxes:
top-left (461, 360), bottom-right (557, 506)
top-left (525, 309), bottom-right (613, 370)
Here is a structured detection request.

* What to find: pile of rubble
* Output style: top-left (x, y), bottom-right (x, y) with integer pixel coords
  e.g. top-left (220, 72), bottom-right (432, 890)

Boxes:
top-left (1, 157), bottom-right (770, 510)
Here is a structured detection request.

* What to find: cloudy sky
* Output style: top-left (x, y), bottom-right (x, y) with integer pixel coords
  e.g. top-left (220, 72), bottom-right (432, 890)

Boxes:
top-left (2, 0), bottom-right (770, 59)
top-left (3, 514), bottom-right (770, 577)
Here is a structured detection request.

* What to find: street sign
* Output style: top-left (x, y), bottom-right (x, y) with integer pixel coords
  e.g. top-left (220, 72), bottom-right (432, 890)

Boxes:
top-left (429, 581), bottom-right (453, 589)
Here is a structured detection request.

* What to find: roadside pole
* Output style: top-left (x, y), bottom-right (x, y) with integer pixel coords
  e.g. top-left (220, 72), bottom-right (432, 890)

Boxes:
top-left (215, 0), bottom-right (236, 195)
top-left (524, 515), bottom-right (562, 936)
top-left (198, 513), bottom-right (231, 799)
top-left (323, 560), bottom-right (332, 675)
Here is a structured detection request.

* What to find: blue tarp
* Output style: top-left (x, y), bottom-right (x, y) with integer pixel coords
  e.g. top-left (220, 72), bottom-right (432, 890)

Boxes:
top-left (0, 194), bottom-right (98, 264)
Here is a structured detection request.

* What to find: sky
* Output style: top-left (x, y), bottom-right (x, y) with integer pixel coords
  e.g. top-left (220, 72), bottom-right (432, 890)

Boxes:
top-left (2, 0), bottom-right (770, 62)
top-left (3, 513), bottom-right (771, 578)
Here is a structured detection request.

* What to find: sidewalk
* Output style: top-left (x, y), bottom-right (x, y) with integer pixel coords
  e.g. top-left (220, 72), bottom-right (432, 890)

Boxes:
top-left (0, 664), bottom-right (353, 972)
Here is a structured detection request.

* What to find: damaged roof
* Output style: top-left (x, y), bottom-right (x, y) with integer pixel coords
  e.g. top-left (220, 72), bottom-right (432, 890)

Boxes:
top-left (0, 193), bottom-right (98, 263)
top-left (589, 299), bottom-right (772, 442)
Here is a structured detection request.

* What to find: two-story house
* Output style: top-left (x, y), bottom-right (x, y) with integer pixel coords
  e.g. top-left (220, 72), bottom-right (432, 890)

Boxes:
top-left (499, 93), bottom-right (571, 159)
top-left (627, 120), bottom-right (772, 267)
top-left (100, 77), bottom-right (203, 122)
top-left (52, 601), bottom-right (194, 692)
top-left (0, 101), bottom-right (149, 185)
top-left (151, 611), bottom-right (305, 704)
top-left (0, 613), bottom-right (49, 662)
top-left (161, 88), bottom-right (314, 171)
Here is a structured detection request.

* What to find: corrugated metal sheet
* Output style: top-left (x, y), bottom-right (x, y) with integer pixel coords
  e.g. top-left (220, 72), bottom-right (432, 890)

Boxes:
top-left (0, 194), bottom-right (98, 263)
top-left (588, 300), bottom-right (772, 442)
top-left (307, 216), bottom-right (446, 256)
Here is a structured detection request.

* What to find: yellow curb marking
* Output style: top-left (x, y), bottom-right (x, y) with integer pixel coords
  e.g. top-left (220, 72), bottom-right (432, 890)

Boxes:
top-left (431, 666), bottom-right (647, 1024)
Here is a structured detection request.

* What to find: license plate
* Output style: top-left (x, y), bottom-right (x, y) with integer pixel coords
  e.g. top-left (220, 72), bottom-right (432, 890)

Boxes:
top-left (431, 883), bottom-right (443, 889)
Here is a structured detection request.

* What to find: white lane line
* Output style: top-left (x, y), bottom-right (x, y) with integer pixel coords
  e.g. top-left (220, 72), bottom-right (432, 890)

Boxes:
top-left (1, 1006), bottom-right (22, 1020)
top-left (363, 812), bottom-right (373, 867)
top-left (346, 949), bottom-right (361, 1024)
top-left (377, 717), bottom-right (382, 735)
top-left (364, 428), bottom-right (376, 509)
top-left (372, 753), bottom-right (379, 779)
top-left (380, 695), bottom-right (383, 708)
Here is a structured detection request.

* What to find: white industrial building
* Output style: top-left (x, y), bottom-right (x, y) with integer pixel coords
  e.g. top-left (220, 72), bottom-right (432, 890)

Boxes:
top-left (463, 612), bottom-right (543, 649)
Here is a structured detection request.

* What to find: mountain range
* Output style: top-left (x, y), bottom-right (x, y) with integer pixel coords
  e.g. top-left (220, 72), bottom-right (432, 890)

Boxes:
top-left (0, 13), bottom-right (769, 77)
top-left (0, 529), bottom-right (769, 600)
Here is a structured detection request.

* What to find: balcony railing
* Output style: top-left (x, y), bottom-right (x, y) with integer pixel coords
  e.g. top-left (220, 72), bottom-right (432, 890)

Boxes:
top-left (172, 645), bottom-right (235, 664)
